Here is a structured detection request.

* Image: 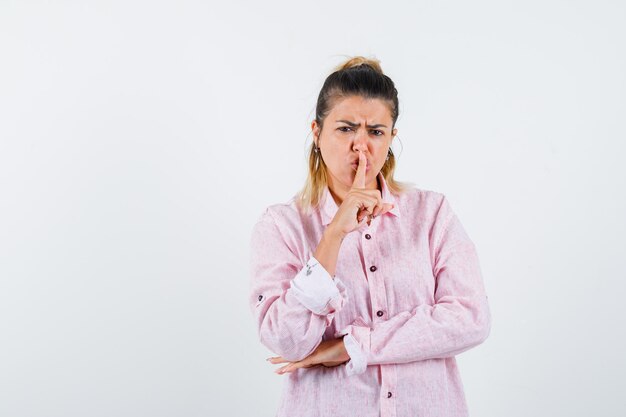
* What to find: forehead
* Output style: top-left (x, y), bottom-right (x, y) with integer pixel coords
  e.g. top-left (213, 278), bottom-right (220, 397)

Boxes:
top-left (329, 96), bottom-right (392, 122)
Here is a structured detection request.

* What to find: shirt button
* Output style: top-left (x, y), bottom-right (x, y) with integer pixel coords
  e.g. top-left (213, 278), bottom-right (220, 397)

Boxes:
top-left (370, 265), bottom-right (377, 272)
top-left (376, 310), bottom-right (384, 317)
top-left (387, 391), bottom-right (393, 398)
top-left (365, 233), bottom-right (371, 240)
top-left (258, 295), bottom-right (263, 301)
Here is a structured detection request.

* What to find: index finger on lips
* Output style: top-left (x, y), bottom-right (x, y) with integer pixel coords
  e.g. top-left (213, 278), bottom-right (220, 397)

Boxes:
top-left (352, 151), bottom-right (367, 189)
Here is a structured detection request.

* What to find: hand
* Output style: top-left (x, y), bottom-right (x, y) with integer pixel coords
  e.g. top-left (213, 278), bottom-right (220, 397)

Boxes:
top-left (267, 337), bottom-right (351, 374)
top-left (328, 151), bottom-right (394, 238)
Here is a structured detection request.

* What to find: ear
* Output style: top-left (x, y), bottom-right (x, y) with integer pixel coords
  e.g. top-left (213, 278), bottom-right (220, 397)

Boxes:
top-left (391, 127), bottom-right (397, 138)
top-left (311, 120), bottom-right (320, 146)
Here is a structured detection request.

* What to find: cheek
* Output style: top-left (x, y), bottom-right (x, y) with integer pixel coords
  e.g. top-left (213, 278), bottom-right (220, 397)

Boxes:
top-left (325, 155), bottom-right (349, 174)
top-left (321, 143), bottom-right (348, 165)
top-left (322, 151), bottom-right (352, 177)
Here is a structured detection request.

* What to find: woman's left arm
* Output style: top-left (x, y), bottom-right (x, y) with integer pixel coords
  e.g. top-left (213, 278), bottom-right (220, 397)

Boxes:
top-left (335, 199), bottom-right (492, 375)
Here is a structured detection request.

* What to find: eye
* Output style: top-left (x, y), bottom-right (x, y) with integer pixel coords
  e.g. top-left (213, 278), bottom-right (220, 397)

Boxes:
top-left (371, 130), bottom-right (384, 136)
top-left (338, 126), bottom-right (352, 132)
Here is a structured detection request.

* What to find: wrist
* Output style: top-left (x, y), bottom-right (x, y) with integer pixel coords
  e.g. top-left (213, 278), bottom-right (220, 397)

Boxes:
top-left (340, 335), bottom-right (351, 361)
top-left (325, 223), bottom-right (346, 242)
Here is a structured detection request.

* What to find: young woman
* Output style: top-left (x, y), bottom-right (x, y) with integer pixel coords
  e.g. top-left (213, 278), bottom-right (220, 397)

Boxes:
top-left (249, 56), bottom-right (491, 417)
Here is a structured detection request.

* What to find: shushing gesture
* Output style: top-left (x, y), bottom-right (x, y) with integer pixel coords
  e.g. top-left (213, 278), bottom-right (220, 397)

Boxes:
top-left (329, 151), bottom-right (394, 238)
top-left (266, 151), bottom-right (395, 375)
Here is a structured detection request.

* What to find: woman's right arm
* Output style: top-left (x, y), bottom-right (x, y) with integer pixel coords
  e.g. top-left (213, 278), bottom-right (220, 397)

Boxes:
top-left (249, 208), bottom-right (347, 362)
top-left (312, 223), bottom-right (345, 277)
top-left (250, 152), bottom-right (392, 364)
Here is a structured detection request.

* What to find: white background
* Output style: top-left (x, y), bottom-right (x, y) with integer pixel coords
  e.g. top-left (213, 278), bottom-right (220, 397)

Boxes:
top-left (1, 1), bottom-right (625, 416)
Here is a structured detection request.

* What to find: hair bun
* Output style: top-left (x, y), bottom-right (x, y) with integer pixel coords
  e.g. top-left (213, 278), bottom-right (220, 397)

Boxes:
top-left (334, 56), bottom-right (384, 74)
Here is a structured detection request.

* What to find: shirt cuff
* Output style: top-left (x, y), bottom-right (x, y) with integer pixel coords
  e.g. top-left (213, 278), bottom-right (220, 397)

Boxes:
top-left (335, 317), bottom-right (370, 376)
top-left (290, 255), bottom-right (348, 316)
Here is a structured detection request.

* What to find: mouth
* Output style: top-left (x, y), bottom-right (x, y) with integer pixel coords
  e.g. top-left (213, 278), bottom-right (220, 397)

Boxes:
top-left (351, 162), bottom-right (371, 171)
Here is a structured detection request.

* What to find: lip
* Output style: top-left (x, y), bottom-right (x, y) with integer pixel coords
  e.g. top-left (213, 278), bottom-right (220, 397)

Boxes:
top-left (351, 162), bottom-right (371, 171)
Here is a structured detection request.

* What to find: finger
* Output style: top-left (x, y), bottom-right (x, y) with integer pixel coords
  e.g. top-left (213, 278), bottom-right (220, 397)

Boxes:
top-left (274, 363), bottom-right (290, 374)
top-left (373, 202), bottom-right (393, 218)
top-left (351, 150), bottom-right (367, 189)
top-left (276, 356), bottom-right (313, 374)
top-left (356, 207), bottom-right (371, 223)
top-left (364, 197), bottom-right (379, 218)
top-left (361, 190), bottom-right (383, 217)
top-left (267, 356), bottom-right (288, 364)
top-left (354, 193), bottom-right (378, 217)
top-left (276, 361), bottom-right (301, 374)
top-left (356, 215), bottom-right (369, 229)
top-left (370, 201), bottom-right (383, 218)
top-left (380, 202), bottom-right (394, 215)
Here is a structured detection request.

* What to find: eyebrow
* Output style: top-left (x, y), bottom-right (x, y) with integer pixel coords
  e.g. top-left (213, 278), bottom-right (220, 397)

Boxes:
top-left (335, 119), bottom-right (388, 129)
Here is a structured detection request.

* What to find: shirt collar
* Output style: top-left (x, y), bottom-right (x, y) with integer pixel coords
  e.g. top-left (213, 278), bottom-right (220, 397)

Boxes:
top-left (320, 171), bottom-right (400, 226)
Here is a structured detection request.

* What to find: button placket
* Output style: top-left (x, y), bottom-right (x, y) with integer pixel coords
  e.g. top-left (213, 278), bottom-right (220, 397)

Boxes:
top-left (362, 230), bottom-right (379, 323)
top-left (362, 217), bottom-right (388, 327)
top-left (380, 364), bottom-right (398, 417)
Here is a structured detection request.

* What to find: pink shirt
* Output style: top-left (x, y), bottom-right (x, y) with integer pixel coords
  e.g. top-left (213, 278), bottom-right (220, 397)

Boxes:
top-left (249, 172), bottom-right (491, 417)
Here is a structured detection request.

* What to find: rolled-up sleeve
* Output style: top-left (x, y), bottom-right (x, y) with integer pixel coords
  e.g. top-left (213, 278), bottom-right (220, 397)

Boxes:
top-left (335, 196), bottom-right (491, 374)
top-left (290, 255), bottom-right (348, 315)
top-left (250, 208), bottom-right (348, 362)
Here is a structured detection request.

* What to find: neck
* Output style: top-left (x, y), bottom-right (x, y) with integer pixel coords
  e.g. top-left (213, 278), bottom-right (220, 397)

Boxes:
top-left (328, 173), bottom-right (381, 206)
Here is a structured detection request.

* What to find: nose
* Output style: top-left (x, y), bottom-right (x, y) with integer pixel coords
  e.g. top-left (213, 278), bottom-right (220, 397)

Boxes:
top-left (352, 129), bottom-right (369, 153)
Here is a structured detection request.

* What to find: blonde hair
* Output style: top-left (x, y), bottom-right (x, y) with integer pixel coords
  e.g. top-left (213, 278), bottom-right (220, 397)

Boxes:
top-left (295, 55), bottom-right (413, 215)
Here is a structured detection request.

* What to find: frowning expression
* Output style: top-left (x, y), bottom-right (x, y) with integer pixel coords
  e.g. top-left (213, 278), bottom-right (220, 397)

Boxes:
top-left (312, 95), bottom-right (397, 191)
